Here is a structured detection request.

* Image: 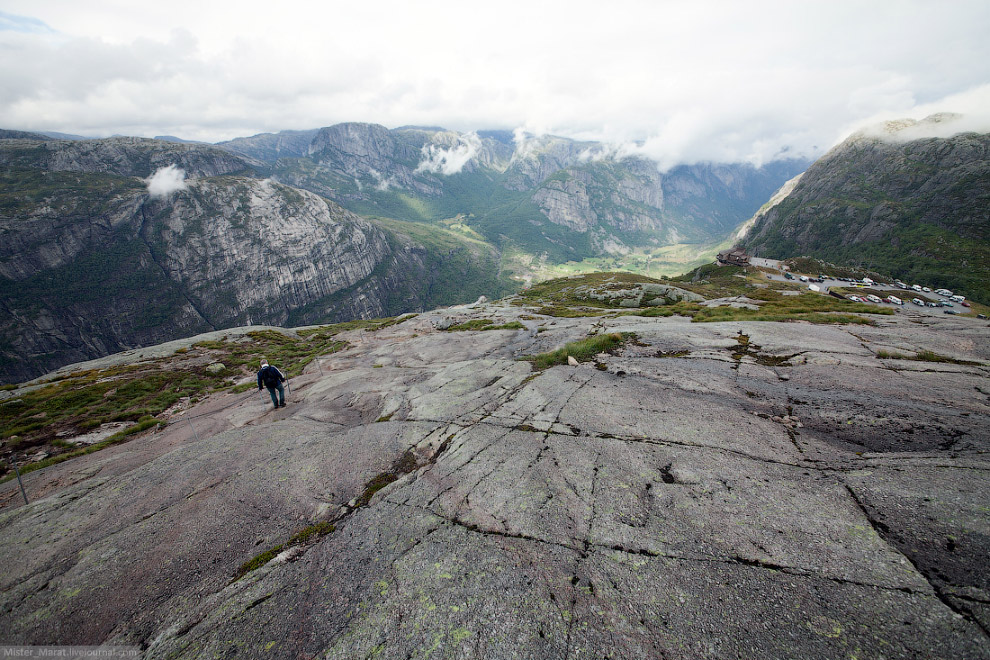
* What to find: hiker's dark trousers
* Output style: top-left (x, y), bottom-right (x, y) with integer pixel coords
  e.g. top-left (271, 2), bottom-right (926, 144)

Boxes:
top-left (266, 383), bottom-right (285, 407)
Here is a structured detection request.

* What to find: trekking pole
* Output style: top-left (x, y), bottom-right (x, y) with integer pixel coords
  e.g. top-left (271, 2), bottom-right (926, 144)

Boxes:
top-left (8, 457), bottom-right (28, 505)
top-left (186, 417), bottom-right (200, 442)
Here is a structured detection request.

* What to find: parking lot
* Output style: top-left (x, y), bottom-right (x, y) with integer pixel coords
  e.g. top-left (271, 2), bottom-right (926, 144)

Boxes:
top-left (762, 273), bottom-right (975, 317)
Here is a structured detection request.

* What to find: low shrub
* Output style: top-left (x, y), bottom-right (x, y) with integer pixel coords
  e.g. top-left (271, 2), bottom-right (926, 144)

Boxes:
top-left (524, 333), bottom-right (631, 370)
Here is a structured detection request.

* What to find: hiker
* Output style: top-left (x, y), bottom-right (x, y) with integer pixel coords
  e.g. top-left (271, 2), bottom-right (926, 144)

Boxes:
top-left (257, 359), bottom-right (287, 409)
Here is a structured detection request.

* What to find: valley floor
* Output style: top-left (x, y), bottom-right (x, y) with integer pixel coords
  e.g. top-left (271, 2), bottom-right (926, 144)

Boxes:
top-left (1, 301), bottom-right (989, 659)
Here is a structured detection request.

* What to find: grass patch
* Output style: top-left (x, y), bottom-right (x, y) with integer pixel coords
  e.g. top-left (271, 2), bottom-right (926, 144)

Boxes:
top-left (1, 325), bottom-right (355, 476)
top-left (534, 305), bottom-right (609, 318)
top-left (235, 521), bottom-right (337, 579)
top-left (365, 314), bottom-right (418, 332)
top-left (518, 272), bottom-right (671, 309)
top-left (445, 319), bottom-right (526, 331)
top-left (1, 416), bottom-right (163, 484)
top-left (877, 349), bottom-right (981, 365)
top-left (619, 294), bottom-right (888, 325)
top-left (875, 349), bottom-right (910, 360)
top-left (523, 333), bottom-right (631, 370)
top-left (353, 449), bottom-right (420, 508)
top-left (517, 272), bottom-right (887, 326)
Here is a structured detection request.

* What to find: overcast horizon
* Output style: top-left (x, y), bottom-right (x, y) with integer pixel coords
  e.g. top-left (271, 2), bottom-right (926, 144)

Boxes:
top-left (2, 0), bottom-right (989, 169)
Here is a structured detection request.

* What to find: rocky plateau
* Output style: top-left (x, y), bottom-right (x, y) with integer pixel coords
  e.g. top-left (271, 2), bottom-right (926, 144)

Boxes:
top-left (1, 294), bottom-right (988, 659)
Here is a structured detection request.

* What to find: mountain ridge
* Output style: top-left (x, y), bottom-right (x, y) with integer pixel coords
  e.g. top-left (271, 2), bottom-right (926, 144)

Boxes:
top-left (741, 116), bottom-right (990, 303)
top-left (0, 127), bottom-right (806, 382)
top-left (217, 122), bottom-right (809, 261)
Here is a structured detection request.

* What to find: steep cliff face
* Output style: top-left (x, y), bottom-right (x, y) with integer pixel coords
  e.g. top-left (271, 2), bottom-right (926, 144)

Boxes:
top-left (501, 134), bottom-right (599, 190)
top-left (142, 178), bottom-right (393, 327)
top-left (742, 116), bottom-right (990, 302)
top-left (662, 160), bottom-right (808, 236)
top-left (0, 138), bottom-right (509, 383)
top-left (306, 123), bottom-right (440, 195)
top-left (524, 157), bottom-right (808, 251)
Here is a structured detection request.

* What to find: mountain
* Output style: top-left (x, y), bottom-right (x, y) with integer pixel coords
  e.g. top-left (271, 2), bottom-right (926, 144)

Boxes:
top-left (0, 129), bottom-right (50, 140)
top-left (153, 135), bottom-right (207, 144)
top-left (0, 137), bottom-right (509, 383)
top-left (0, 125), bottom-right (806, 384)
top-left (741, 114), bottom-right (990, 303)
top-left (217, 128), bottom-right (322, 161)
top-left (1, 281), bottom-right (988, 657)
top-left (231, 123), bottom-right (808, 263)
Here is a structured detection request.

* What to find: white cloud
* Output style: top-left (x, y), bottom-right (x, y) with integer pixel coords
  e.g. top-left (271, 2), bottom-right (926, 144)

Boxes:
top-left (0, 1), bottom-right (988, 165)
top-left (511, 129), bottom-right (536, 162)
top-left (835, 84), bottom-right (990, 146)
top-left (146, 165), bottom-right (188, 197)
top-left (367, 168), bottom-right (397, 192)
top-left (416, 133), bottom-right (481, 175)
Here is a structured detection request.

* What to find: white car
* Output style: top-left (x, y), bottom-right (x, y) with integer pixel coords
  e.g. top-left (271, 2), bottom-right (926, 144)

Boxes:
top-left (922, 287), bottom-right (932, 293)
top-left (912, 285), bottom-right (923, 292)
top-left (912, 298), bottom-right (925, 306)
top-left (887, 296), bottom-right (903, 305)
top-left (866, 294), bottom-right (883, 303)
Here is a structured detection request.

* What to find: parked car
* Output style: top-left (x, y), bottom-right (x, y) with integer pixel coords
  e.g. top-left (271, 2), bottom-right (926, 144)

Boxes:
top-left (927, 302), bottom-right (938, 307)
top-left (912, 298), bottom-right (925, 306)
top-left (944, 309), bottom-right (960, 315)
top-left (784, 272), bottom-right (794, 280)
top-left (866, 295), bottom-right (883, 303)
top-left (799, 275), bottom-right (809, 282)
top-left (961, 301), bottom-right (971, 307)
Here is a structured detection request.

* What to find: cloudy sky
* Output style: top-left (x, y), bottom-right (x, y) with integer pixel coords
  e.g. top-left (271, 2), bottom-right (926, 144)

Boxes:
top-left (2, 0), bottom-right (989, 167)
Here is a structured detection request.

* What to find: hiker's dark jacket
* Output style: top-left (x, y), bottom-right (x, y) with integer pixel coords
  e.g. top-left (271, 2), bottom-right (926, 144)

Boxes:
top-left (257, 365), bottom-right (286, 389)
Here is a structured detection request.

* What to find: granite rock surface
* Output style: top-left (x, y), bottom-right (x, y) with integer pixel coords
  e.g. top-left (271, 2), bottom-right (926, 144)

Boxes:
top-left (1, 303), bottom-right (988, 659)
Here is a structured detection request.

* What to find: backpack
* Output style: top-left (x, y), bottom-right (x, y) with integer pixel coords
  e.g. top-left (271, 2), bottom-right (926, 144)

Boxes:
top-left (261, 365), bottom-right (280, 387)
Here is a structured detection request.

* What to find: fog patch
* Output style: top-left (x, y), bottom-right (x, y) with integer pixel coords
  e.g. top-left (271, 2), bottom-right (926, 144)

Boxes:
top-left (146, 165), bottom-right (188, 197)
top-left (510, 128), bottom-right (540, 162)
top-left (367, 168), bottom-right (398, 191)
top-left (578, 143), bottom-right (625, 163)
top-left (416, 133), bottom-right (481, 175)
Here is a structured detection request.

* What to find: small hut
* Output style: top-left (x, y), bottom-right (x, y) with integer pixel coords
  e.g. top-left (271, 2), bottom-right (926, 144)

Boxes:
top-left (716, 247), bottom-right (750, 267)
